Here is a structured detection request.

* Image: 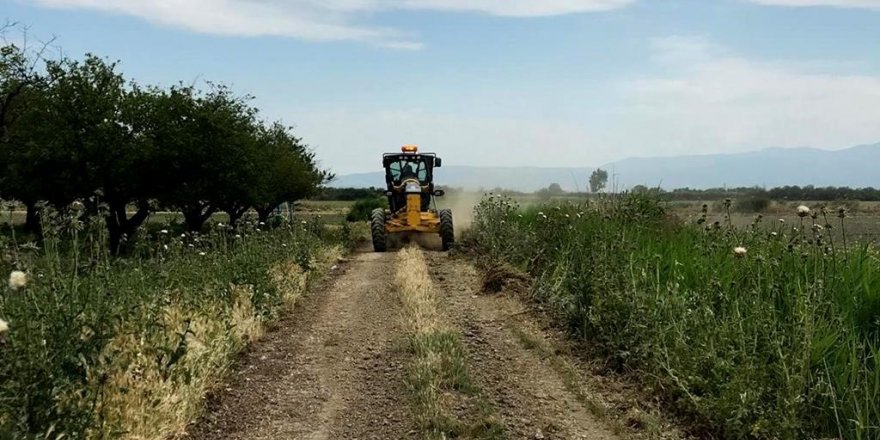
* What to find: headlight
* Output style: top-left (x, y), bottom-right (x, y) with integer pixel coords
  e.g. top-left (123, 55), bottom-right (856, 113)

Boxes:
top-left (405, 182), bottom-right (422, 193)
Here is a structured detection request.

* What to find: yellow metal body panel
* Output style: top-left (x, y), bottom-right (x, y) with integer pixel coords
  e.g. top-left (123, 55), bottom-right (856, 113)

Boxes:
top-left (406, 194), bottom-right (421, 227)
top-left (385, 193), bottom-right (441, 233)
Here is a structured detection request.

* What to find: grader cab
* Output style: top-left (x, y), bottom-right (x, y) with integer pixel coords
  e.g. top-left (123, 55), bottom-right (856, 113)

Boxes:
top-left (370, 145), bottom-right (454, 251)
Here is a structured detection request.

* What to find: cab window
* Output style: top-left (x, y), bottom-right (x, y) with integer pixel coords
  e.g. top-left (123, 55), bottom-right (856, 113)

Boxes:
top-left (390, 159), bottom-right (428, 182)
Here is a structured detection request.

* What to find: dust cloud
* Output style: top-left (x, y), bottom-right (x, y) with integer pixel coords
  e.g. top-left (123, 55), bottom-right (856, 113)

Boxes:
top-left (436, 191), bottom-right (483, 237)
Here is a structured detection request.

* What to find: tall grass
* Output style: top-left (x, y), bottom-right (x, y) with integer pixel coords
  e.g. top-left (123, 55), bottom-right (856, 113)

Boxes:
top-left (0, 210), bottom-right (346, 439)
top-left (469, 194), bottom-right (880, 439)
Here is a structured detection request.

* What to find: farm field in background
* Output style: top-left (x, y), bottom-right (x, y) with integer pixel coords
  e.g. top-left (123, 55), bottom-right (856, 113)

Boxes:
top-left (484, 193), bottom-right (880, 245)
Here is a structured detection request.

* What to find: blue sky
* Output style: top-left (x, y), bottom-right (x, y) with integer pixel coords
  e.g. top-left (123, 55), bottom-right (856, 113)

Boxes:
top-left (3, 0), bottom-right (880, 175)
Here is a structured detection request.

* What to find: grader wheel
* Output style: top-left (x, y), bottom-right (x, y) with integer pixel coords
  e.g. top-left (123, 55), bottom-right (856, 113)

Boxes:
top-left (439, 209), bottom-right (454, 251)
top-left (370, 208), bottom-right (387, 252)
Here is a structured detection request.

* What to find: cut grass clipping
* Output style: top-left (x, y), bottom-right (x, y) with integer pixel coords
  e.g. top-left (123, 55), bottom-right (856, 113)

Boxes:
top-left (395, 247), bottom-right (505, 439)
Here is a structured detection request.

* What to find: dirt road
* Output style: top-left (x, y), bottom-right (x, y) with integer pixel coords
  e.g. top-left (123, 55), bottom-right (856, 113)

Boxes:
top-left (184, 246), bottom-right (651, 440)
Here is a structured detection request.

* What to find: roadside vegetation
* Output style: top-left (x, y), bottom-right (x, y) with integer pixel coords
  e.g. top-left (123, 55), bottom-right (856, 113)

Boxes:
top-left (469, 194), bottom-right (880, 440)
top-left (0, 210), bottom-right (348, 438)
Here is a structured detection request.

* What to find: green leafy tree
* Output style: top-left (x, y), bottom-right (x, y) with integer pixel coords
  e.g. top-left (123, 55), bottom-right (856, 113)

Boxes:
top-left (589, 168), bottom-right (609, 193)
top-left (1, 42), bottom-right (331, 249)
top-left (250, 122), bottom-right (329, 224)
top-left (148, 84), bottom-right (260, 231)
top-left (536, 182), bottom-right (565, 198)
top-left (0, 36), bottom-right (54, 232)
top-left (37, 55), bottom-right (157, 252)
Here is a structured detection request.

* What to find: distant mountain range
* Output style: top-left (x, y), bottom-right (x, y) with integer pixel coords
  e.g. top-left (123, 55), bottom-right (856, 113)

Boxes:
top-left (329, 143), bottom-right (880, 192)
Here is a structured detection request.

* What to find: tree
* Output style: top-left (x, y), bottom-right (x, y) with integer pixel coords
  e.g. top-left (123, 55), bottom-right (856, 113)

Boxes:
top-left (37, 55), bottom-right (158, 253)
top-left (0, 33), bottom-right (54, 233)
top-left (0, 28), bottom-right (51, 141)
top-left (589, 168), bottom-right (609, 193)
top-left (535, 183), bottom-right (566, 199)
top-left (250, 122), bottom-right (328, 224)
top-left (1, 44), bottom-right (330, 249)
top-left (148, 84), bottom-right (260, 231)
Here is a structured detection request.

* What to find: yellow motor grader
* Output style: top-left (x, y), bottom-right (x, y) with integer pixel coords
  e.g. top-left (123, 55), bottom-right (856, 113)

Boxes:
top-left (370, 145), bottom-right (453, 251)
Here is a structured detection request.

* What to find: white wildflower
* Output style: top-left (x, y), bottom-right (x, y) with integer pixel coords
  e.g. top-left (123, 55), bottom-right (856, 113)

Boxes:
top-left (770, 232), bottom-right (778, 237)
top-left (8, 271), bottom-right (27, 290)
top-left (797, 205), bottom-right (811, 217)
top-left (0, 319), bottom-right (7, 334)
top-left (733, 247), bottom-right (747, 257)
top-left (198, 252), bottom-right (206, 256)
top-left (235, 234), bottom-right (242, 239)
top-left (160, 229), bottom-right (169, 234)
top-left (217, 223), bottom-right (225, 228)
top-left (163, 244), bottom-right (169, 250)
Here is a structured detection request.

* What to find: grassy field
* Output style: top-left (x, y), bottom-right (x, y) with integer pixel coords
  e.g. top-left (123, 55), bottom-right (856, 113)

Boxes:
top-left (468, 194), bottom-right (880, 440)
top-left (0, 212), bottom-right (353, 439)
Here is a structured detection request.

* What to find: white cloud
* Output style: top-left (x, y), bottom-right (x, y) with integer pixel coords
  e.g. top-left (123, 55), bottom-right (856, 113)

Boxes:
top-left (29, 0), bottom-right (410, 47)
top-left (746, 0), bottom-right (880, 8)
top-left (397, 0), bottom-right (635, 16)
top-left (611, 36), bottom-right (880, 156)
top-left (25, 0), bottom-right (633, 48)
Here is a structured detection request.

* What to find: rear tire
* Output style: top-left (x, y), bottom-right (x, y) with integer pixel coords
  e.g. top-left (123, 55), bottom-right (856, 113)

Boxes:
top-left (439, 209), bottom-right (454, 251)
top-left (370, 208), bottom-right (387, 252)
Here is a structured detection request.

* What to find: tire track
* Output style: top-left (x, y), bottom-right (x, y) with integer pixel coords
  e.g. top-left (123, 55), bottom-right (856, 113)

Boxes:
top-left (425, 252), bottom-right (621, 440)
top-left (184, 249), bottom-right (412, 440)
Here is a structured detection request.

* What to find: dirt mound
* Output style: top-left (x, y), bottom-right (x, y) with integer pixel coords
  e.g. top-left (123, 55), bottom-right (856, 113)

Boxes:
top-left (481, 263), bottom-right (529, 294)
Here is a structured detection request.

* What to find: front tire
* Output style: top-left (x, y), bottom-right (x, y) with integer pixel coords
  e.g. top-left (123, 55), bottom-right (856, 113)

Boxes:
top-left (439, 209), bottom-right (454, 251)
top-left (370, 208), bottom-right (387, 252)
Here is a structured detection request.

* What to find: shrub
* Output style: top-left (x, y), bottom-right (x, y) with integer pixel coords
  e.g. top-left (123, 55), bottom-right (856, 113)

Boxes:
top-left (346, 197), bottom-right (387, 222)
top-left (735, 196), bottom-right (771, 213)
